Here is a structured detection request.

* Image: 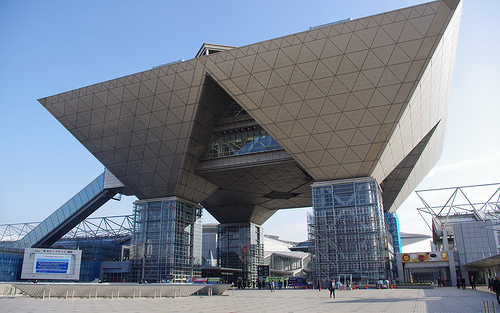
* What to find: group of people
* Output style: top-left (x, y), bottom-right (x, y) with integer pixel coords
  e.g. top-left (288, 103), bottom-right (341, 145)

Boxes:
top-left (437, 277), bottom-right (446, 287)
top-left (459, 276), bottom-right (500, 305)
top-left (490, 276), bottom-right (500, 304)
top-left (452, 274), bottom-right (500, 305)
top-left (455, 275), bottom-right (476, 290)
top-left (266, 280), bottom-right (283, 291)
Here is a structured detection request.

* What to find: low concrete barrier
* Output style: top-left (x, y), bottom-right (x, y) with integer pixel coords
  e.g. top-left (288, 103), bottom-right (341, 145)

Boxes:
top-left (197, 284), bottom-right (232, 295)
top-left (12, 282), bottom-right (207, 299)
top-left (1, 283), bottom-right (23, 298)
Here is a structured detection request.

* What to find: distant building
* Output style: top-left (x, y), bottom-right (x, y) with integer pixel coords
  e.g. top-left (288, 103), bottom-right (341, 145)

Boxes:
top-left (0, 216), bottom-right (132, 283)
top-left (264, 235), bottom-right (298, 252)
top-left (263, 236), bottom-right (310, 278)
top-left (400, 232), bottom-right (432, 247)
top-left (397, 184), bottom-right (500, 286)
top-left (202, 223), bottom-right (218, 266)
top-left (264, 251), bottom-right (311, 278)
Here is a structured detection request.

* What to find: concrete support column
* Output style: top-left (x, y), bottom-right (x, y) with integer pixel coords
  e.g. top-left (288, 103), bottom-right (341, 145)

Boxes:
top-left (130, 197), bottom-right (203, 283)
top-left (217, 222), bottom-right (263, 283)
top-left (396, 254), bottom-right (404, 283)
top-left (442, 229), bottom-right (449, 251)
top-left (448, 251), bottom-right (457, 286)
top-left (311, 177), bottom-right (389, 286)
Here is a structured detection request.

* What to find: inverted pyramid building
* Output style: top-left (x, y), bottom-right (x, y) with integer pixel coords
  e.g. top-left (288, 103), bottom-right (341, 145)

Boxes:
top-left (39, 0), bottom-right (462, 225)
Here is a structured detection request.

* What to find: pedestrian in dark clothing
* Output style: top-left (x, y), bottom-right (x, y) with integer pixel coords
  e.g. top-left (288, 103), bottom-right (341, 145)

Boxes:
top-left (492, 276), bottom-right (500, 304)
top-left (460, 276), bottom-right (466, 290)
top-left (470, 275), bottom-right (476, 290)
top-left (489, 276), bottom-right (494, 292)
top-left (329, 280), bottom-right (336, 299)
top-left (456, 277), bottom-right (460, 289)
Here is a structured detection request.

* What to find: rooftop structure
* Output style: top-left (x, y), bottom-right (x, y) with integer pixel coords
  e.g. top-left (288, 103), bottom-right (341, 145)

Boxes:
top-left (400, 232), bottom-right (432, 246)
top-left (416, 183), bottom-right (500, 245)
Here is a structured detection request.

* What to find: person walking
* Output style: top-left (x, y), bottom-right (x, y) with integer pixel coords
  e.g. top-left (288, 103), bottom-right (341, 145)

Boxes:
top-left (460, 276), bottom-right (466, 290)
top-left (329, 280), bottom-right (336, 299)
top-left (493, 276), bottom-right (500, 304)
top-left (470, 275), bottom-right (476, 290)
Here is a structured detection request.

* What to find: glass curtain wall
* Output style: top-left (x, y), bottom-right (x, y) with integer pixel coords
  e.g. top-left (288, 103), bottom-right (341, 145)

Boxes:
top-left (0, 252), bottom-right (23, 282)
top-left (130, 198), bottom-right (202, 283)
top-left (217, 223), bottom-right (263, 284)
top-left (384, 212), bottom-right (402, 254)
top-left (310, 178), bottom-right (389, 286)
top-left (204, 128), bottom-right (282, 159)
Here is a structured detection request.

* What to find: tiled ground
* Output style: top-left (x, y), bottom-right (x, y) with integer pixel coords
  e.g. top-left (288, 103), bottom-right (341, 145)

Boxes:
top-left (1, 285), bottom-right (495, 313)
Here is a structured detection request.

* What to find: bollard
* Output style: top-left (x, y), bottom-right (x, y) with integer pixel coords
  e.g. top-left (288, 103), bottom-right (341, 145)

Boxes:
top-left (483, 300), bottom-right (496, 313)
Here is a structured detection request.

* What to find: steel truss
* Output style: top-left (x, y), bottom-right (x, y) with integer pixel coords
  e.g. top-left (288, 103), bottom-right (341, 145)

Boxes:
top-left (0, 215), bottom-right (133, 246)
top-left (416, 183), bottom-right (500, 232)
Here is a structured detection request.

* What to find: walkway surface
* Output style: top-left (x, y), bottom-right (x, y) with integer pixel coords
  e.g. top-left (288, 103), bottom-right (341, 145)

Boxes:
top-left (1, 285), bottom-right (497, 312)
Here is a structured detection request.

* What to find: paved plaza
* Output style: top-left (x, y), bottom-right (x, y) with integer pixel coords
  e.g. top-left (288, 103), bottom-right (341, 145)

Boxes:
top-left (1, 285), bottom-right (497, 313)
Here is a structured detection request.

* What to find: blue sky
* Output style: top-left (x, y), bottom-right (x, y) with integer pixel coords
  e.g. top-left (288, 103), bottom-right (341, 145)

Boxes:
top-left (1, 0), bottom-right (499, 252)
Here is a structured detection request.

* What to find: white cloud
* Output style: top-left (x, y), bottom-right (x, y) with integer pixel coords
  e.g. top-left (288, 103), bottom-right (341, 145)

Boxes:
top-left (428, 152), bottom-right (500, 178)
